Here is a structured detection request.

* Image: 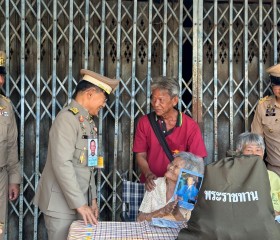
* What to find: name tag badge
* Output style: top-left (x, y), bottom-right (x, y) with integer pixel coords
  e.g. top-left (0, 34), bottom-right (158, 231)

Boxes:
top-left (88, 155), bottom-right (98, 167)
top-left (88, 138), bottom-right (98, 167)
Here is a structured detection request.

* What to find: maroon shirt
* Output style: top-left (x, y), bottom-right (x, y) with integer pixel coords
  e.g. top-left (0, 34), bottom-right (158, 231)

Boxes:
top-left (133, 112), bottom-right (207, 182)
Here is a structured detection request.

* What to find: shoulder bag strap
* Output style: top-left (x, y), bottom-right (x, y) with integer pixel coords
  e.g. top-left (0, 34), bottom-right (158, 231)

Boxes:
top-left (147, 112), bottom-right (174, 162)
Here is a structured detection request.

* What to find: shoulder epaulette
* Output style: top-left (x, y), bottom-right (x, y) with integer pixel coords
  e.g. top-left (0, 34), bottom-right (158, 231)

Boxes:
top-left (258, 96), bottom-right (271, 104)
top-left (68, 107), bottom-right (79, 115)
top-left (0, 94), bottom-right (10, 103)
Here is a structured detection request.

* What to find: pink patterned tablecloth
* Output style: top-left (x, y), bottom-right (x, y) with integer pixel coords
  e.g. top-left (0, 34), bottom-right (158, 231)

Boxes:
top-left (67, 220), bottom-right (187, 240)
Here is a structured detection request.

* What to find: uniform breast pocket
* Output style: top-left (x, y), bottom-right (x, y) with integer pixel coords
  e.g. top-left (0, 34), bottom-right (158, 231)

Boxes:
top-left (73, 141), bottom-right (88, 167)
top-left (0, 120), bottom-right (8, 143)
top-left (263, 118), bottom-right (280, 136)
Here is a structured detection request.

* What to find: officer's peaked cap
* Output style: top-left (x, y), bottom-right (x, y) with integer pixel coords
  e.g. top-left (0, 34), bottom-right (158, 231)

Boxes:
top-left (266, 63), bottom-right (280, 85)
top-left (80, 69), bottom-right (120, 94)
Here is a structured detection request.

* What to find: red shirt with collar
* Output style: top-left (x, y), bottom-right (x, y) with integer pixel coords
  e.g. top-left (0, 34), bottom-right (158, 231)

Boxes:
top-left (133, 112), bottom-right (207, 182)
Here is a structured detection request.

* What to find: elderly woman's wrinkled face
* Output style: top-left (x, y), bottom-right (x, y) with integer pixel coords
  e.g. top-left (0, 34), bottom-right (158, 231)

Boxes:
top-left (165, 157), bottom-right (185, 182)
top-left (242, 144), bottom-right (264, 158)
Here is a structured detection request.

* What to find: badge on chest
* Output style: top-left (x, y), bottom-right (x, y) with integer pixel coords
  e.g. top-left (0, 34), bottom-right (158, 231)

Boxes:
top-left (88, 138), bottom-right (98, 167)
top-left (265, 104), bottom-right (276, 116)
top-left (77, 113), bottom-right (104, 168)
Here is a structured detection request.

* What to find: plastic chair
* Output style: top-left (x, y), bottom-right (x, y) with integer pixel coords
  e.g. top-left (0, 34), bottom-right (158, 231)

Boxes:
top-left (121, 180), bottom-right (145, 222)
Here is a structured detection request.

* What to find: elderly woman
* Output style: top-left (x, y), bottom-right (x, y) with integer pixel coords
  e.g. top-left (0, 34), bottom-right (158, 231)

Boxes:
top-left (236, 132), bottom-right (280, 216)
top-left (137, 152), bottom-right (204, 222)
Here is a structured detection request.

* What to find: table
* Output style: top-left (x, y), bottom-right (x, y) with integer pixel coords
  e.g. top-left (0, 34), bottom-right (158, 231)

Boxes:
top-left (67, 220), bottom-right (187, 240)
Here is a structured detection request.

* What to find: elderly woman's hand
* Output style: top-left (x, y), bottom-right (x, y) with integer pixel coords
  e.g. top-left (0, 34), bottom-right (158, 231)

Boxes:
top-left (137, 199), bottom-right (179, 222)
top-left (160, 199), bottom-right (178, 216)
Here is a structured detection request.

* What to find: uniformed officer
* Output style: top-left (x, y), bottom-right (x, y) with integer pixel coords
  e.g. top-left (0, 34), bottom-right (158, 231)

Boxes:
top-left (0, 51), bottom-right (21, 239)
top-left (251, 63), bottom-right (280, 176)
top-left (33, 69), bottom-right (119, 240)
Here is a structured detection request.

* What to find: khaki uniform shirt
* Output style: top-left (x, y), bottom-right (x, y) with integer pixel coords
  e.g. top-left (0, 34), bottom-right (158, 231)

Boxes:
top-left (0, 94), bottom-right (20, 223)
top-left (33, 100), bottom-right (97, 219)
top-left (0, 94), bottom-right (20, 182)
top-left (251, 95), bottom-right (280, 176)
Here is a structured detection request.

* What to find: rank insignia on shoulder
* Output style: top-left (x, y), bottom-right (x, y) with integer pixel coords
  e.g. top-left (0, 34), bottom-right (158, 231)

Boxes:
top-left (0, 94), bottom-right (10, 103)
top-left (0, 106), bottom-right (6, 111)
top-left (258, 96), bottom-right (271, 104)
top-left (68, 107), bottom-right (79, 115)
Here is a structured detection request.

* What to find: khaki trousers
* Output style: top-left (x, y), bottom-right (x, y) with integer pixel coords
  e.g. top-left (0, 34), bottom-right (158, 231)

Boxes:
top-left (0, 170), bottom-right (8, 240)
top-left (44, 214), bottom-right (74, 240)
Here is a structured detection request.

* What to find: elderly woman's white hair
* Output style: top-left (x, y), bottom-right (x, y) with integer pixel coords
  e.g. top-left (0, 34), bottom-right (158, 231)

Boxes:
top-left (235, 132), bottom-right (265, 153)
top-left (173, 151), bottom-right (204, 175)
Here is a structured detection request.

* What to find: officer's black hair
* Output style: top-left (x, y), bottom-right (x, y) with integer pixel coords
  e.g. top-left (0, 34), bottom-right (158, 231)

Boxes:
top-left (72, 80), bottom-right (109, 99)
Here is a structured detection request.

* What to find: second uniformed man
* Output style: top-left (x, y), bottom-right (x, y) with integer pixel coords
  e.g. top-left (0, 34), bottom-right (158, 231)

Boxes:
top-left (33, 69), bottom-right (119, 240)
top-left (251, 63), bottom-right (280, 176)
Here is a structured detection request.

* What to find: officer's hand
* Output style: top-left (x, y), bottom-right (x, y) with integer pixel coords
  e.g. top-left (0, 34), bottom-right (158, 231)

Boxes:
top-left (9, 183), bottom-right (19, 201)
top-left (145, 172), bottom-right (157, 192)
top-left (76, 204), bottom-right (98, 226)
top-left (91, 199), bottom-right (99, 219)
